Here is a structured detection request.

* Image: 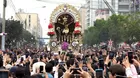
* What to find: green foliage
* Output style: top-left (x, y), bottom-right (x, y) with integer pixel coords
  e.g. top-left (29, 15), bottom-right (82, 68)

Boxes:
top-left (0, 20), bottom-right (36, 48)
top-left (83, 13), bottom-right (140, 46)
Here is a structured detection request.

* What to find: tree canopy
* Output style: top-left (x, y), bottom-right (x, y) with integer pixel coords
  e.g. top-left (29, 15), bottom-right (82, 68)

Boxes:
top-left (83, 13), bottom-right (140, 46)
top-left (0, 20), bottom-right (36, 48)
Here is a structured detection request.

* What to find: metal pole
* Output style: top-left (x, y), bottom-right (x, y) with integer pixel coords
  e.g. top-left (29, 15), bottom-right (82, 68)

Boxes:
top-left (134, 0), bottom-right (136, 12)
top-left (129, 0), bottom-right (131, 14)
top-left (1, 0), bottom-right (7, 51)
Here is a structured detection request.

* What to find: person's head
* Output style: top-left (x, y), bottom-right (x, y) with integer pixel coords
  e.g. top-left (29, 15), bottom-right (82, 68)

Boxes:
top-left (9, 66), bottom-right (17, 78)
top-left (53, 53), bottom-right (59, 60)
top-left (45, 63), bottom-right (53, 73)
top-left (32, 58), bottom-right (38, 65)
top-left (5, 53), bottom-right (10, 59)
top-left (15, 66), bottom-right (26, 78)
top-left (58, 69), bottom-right (63, 78)
top-left (109, 64), bottom-right (126, 78)
top-left (40, 55), bottom-right (47, 63)
top-left (20, 57), bottom-right (24, 63)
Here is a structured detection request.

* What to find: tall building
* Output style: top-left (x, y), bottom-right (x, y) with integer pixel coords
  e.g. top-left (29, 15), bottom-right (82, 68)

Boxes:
top-left (86, 0), bottom-right (140, 27)
top-left (112, 0), bottom-right (140, 15)
top-left (117, 0), bottom-right (130, 14)
top-left (86, 0), bottom-right (96, 27)
top-left (95, 8), bottom-right (110, 20)
top-left (79, 5), bottom-right (87, 33)
top-left (85, 0), bottom-right (111, 27)
top-left (98, 0), bottom-right (106, 9)
top-left (15, 12), bottom-right (43, 40)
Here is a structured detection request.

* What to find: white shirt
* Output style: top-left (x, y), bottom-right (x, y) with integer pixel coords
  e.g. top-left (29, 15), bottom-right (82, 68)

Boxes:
top-left (32, 62), bottom-right (46, 75)
top-left (126, 64), bottom-right (138, 78)
top-left (5, 64), bottom-right (12, 69)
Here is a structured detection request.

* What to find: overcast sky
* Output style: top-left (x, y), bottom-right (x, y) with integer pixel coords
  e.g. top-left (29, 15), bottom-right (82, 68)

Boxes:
top-left (0, 0), bottom-right (86, 43)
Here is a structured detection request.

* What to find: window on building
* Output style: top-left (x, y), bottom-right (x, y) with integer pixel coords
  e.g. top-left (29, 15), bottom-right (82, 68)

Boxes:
top-left (29, 15), bottom-right (31, 27)
top-left (29, 23), bottom-right (31, 28)
top-left (105, 10), bottom-right (109, 14)
top-left (119, 0), bottom-right (129, 2)
top-left (87, 23), bottom-right (90, 26)
top-left (29, 15), bottom-right (31, 19)
top-left (29, 15), bottom-right (31, 22)
top-left (119, 5), bottom-right (129, 9)
top-left (102, 12), bottom-right (104, 15)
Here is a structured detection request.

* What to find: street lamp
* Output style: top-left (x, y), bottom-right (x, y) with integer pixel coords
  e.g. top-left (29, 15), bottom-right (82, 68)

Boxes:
top-left (1, 0), bottom-right (7, 51)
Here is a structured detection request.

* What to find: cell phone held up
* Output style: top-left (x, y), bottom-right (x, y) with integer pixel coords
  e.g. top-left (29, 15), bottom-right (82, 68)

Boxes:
top-left (128, 52), bottom-right (134, 64)
top-left (109, 51), bottom-right (115, 59)
top-left (99, 59), bottom-right (104, 70)
top-left (71, 68), bottom-right (81, 74)
top-left (95, 69), bottom-right (104, 78)
top-left (40, 66), bottom-right (44, 73)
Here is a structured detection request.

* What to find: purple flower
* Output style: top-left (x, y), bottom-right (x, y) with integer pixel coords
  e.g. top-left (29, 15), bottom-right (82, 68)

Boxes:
top-left (61, 42), bottom-right (69, 50)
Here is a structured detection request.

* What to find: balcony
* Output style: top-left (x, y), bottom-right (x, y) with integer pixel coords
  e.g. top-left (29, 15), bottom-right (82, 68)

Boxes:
top-left (118, 9), bottom-right (130, 12)
top-left (86, 13), bottom-right (90, 17)
top-left (118, 2), bottom-right (130, 5)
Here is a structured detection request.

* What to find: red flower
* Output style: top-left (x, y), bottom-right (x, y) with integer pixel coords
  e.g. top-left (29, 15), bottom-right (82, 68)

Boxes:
top-left (75, 22), bottom-right (80, 27)
top-left (47, 32), bottom-right (55, 36)
top-left (48, 23), bottom-right (53, 29)
top-left (74, 30), bottom-right (81, 34)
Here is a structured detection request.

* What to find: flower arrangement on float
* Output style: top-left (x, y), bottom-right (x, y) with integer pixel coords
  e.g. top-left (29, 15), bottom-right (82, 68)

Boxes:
top-left (47, 23), bottom-right (55, 36)
top-left (61, 41), bottom-right (69, 51)
top-left (74, 22), bottom-right (81, 35)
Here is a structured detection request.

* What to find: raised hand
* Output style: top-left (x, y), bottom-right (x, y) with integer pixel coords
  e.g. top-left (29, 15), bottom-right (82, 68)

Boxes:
top-left (77, 68), bottom-right (91, 78)
top-left (132, 59), bottom-right (140, 66)
top-left (105, 55), bottom-right (110, 65)
top-left (122, 56), bottom-right (130, 68)
top-left (63, 67), bottom-right (73, 78)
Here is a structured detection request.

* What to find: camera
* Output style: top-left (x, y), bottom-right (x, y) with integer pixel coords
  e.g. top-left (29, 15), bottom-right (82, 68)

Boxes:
top-left (109, 51), bottom-right (114, 59)
top-left (59, 62), bottom-right (65, 66)
top-left (99, 59), bottom-right (104, 70)
top-left (59, 62), bottom-right (66, 72)
top-left (40, 66), bottom-right (44, 73)
top-left (82, 66), bottom-right (88, 71)
top-left (71, 68), bottom-right (81, 74)
top-left (95, 69), bottom-right (103, 78)
top-left (128, 52), bottom-right (133, 64)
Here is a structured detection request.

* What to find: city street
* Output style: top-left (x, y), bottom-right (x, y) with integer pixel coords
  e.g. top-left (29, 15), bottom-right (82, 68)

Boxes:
top-left (0, 0), bottom-right (140, 78)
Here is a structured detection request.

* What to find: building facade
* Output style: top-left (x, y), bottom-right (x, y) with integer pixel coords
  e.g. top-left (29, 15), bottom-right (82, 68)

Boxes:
top-left (15, 12), bottom-right (43, 40)
top-left (79, 5), bottom-right (87, 33)
top-left (95, 8), bottom-right (110, 20)
top-left (117, 0), bottom-right (130, 14)
top-left (85, 0), bottom-right (111, 27)
top-left (112, 0), bottom-right (140, 15)
top-left (86, 0), bottom-right (95, 27)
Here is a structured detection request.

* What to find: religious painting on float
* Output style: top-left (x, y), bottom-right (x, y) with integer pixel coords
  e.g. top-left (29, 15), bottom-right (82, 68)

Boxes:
top-left (55, 13), bottom-right (75, 43)
top-left (48, 4), bottom-right (82, 50)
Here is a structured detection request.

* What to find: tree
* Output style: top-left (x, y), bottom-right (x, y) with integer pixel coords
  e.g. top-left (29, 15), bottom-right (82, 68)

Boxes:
top-left (0, 20), bottom-right (37, 48)
top-left (122, 13), bottom-right (140, 44)
top-left (5, 20), bottom-right (23, 48)
top-left (22, 29), bottom-right (36, 45)
top-left (107, 14), bottom-right (126, 45)
top-left (83, 13), bottom-right (140, 46)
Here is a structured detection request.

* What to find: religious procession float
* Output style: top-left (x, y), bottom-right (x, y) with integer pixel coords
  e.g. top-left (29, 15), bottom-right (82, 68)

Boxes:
top-left (47, 4), bottom-right (82, 52)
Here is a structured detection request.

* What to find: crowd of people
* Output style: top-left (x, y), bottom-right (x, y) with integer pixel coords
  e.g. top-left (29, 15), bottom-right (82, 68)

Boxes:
top-left (0, 46), bottom-right (140, 78)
